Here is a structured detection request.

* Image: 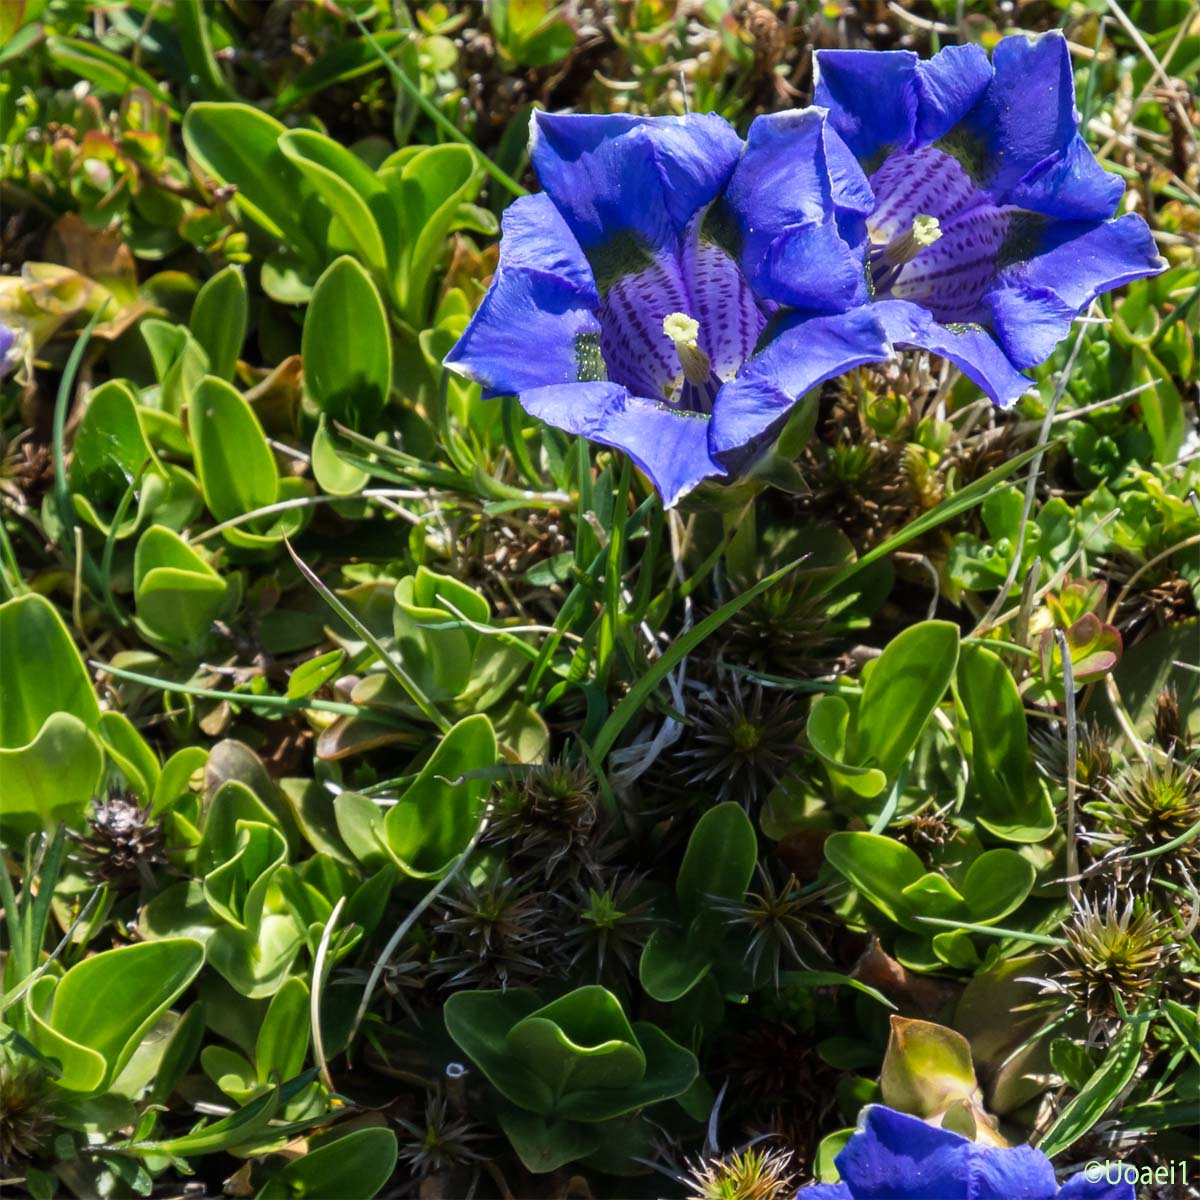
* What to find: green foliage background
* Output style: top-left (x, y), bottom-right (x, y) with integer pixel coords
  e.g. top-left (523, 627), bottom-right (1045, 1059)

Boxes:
top-left (0, 2), bottom-right (1196, 1198)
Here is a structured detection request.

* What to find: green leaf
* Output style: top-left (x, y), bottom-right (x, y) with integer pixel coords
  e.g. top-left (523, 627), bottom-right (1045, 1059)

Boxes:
top-left (29, 940), bottom-right (204, 1095)
top-left (255, 1127), bottom-right (398, 1199)
top-left (1162, 1000), bottom-right (1200, 1066)
top-left (0, 595), bottom-right (104, 838)
top-left (637, 928), bottom-right (712, 1004)
top-left (173, 0), bottom-right (236, 101)
top-left (497, 1106), bottom-right (599, 1175)
top-left (806, 694), bottom-right (888, 798)
top-left (182, 103), bottom-right (319, 260)
top-left (97, 711), bottom-right (160, 800)
top-left (1038, 1015), bottom-right (1148, 1157)
top-left (382, 715), bottom-right (496, 877)
top-left (45, 36), bottom-right (179, 118)
top-left (271, 32), bottom-right (408, 114)
top-left (279, 131), bottom-right (393, 277)
top-left (189, 375), bottom-right (278, 523)
top-left (675, 801), bottom-right (756, 922)
top-left (956, 643), bottom-right (1056, 842)
top-left (852, 620), bottom-right (959, 777)
top-left (191, 266), bottom-right (248, 380)
top-left (133, 524), bottom-right (228, 648)
top-left (0, 593), bottom-right (100, 746)
top-left (958, 849), bottom-right (1036, 925)
top-left (302, 257), bottom-right (392, 430)
top-left (823, 833), bottom-right (926, 930)
top-left (255, 977), bottom-right (311, 1086)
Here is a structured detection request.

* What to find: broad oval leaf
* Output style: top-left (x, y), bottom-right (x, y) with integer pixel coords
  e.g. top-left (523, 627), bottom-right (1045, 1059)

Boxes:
top-left (302, 256), bottom-right (392, 431)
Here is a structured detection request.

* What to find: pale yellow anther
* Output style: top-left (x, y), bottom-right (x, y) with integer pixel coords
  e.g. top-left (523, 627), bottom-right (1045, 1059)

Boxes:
top-left (662, 311), bottom-right (712, 386)
top-left (883, 213), bottom-right (943, 268)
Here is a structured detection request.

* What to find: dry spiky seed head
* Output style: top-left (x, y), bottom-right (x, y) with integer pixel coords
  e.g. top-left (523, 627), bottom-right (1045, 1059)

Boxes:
top-left (70, 789), bottom-right (165, 887)
top-left (394, 1089), bottom-right (487, 1178)
top-left (1053, 890), bottom-right (1176, 1021)
top-left (717, 582), bottom-right (838, 678)
top-left (0, 1060), bottom-right (57, 1172)
top-left (487, 757), bottom-right (599, 880)
top-left (430, 870), bottom-right (554, 989)
top-left (676, 674), bottom-right (805, 807)
top-left (682, 1145), bottom-right (796, 1200)
top-left (1154, 685), bottom-right (1187, 752)
top-left (711, 865), bottom-right (831, 988)
top-left (1090, 751), bottom-right (1200, 880)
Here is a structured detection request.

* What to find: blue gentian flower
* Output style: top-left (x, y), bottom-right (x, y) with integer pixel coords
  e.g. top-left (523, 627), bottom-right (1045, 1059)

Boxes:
top-left (802, 1106), bottom-right (1134, 1199)
top-left (445, 109), bottom-right (891, 506)
top-left (812, 31), bottom-right (1165, 407)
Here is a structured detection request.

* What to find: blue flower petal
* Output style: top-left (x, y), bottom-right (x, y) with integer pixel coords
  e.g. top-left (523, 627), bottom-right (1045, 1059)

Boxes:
top-left (723, 110), bottom-right (871, 311)
top-left (530, 110), bottom-right (743, 254)
top-left (814, 50), bottom-right (918, 163)
top-left (520, 381), bottom-right (722, 507)
top-left (873, 298), bottom-right (1032, 408)
top-left (796, 1184), bottom-right (853, 1199)
top-left (1056, 1169), bottom-right (1136, 1200)
top-left (1005, 133), bottom-right (1125, 222)
top-left (957, 31), bottom-right (1119, 221)
top-left (913, 43), bottom-right (993, 144)
top-left (835, 1107), bottom-right (1059, 1200)
top-left (444, 193), bottom-right (601, 399)
top-left (963, 33), bottom-right (1077, 194)
top-left (983, 279), bottom-right (1078, 370)
top-left (985, 213), bottom-right (1164, 368)
top-left (708, 308), bottom-right (890, 458)
top-left (1006, 213), bottom-right (1164, 314)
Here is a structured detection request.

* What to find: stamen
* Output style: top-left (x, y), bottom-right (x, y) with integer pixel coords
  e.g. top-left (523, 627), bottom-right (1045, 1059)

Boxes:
top-left (662, 312), bottom-right (712, 387)
top-left (882, 214), bottom-right (942, 268)
top-left (870, 214), bottom-right (943, 296)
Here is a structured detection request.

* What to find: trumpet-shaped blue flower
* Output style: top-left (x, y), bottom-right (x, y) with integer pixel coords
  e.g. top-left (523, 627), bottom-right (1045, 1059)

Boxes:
top-left (812, 31), bottom-right (1164, 407)
top-left (802, 1106), bottom-right (1134, 1200)
top-left (445, 109), bottom-right (891, 506)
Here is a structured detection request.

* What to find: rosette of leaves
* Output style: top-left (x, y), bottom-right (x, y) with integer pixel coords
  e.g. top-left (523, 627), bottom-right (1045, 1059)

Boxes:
top-left (335, 569), bottom-right (544, 757)
top-left (443, 985), bottom-right (697, 1173)
top-left (806, 621), bottom-right (960, 808)
top-left (824, 833), bottom-right (1036, 972)
top-left (0, 594), bottom-right (105, 839)
top-left (68, 380), bottom-right (202, 542)
top-left (947, 486), bottom-right (1083, 598)
top-left (638, 802), bottom-right (758, 1002)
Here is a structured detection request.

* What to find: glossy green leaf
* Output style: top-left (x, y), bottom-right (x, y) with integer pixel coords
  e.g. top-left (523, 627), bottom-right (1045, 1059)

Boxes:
top-left (189, 375), bottom-right (278, 522)
top-left (133, 524), bottom-right (228, 648)
top-left (0, 593), bottom-right (100, 746)
top-left (28, 939), bottom-right (204, 1095)
top-left (182, 103), bottom-right (320, 259)
top-left (824, 833), bottom-right (926, 930)
top-left (958, 849), bottom-right (1036, 925)
top-left (852, 620), bottom-right (959, 777)
top-left (0, 595), bottom-right (103, 837)
top-left (956, 643), bottom-right (1056, 842)
top-left (675, 801), bottom-right (756, 922)
top-left (302, 257), bottom-right (392, 430)
top-left (255, 1127), bottom-right (398, 1199)
top-left (191, 266), bottom-right (248, 379)
top-left (255, 977), bottom-right (311, 1086)
top-left (279, 131), bottom-right (392, 276)
top-left (382, 714), bottom-right (495, 878)
top-left (45, 36), bottom-right (179, 117)
top-left (1038, 1015), bottom-right (1148, 1157)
